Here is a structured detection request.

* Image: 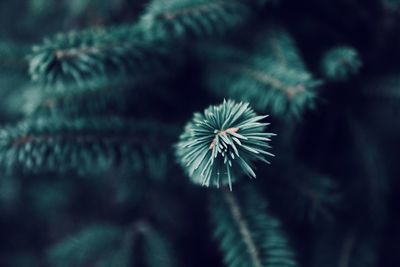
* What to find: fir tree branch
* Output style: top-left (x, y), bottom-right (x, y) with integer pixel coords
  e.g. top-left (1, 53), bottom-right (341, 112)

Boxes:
top-left (210, 185), bottom-right (298, 267)
top-left (266, 28), bottom-right (304, 69)
top-left (20, 79), bottom-right (168, 117)
top-left (153, 1), bottom-right (236, 20)
top-left (321, 46), bottom-right (362, 81)
top-left (139, 0), bottom-right (253, 40)
top-left (47, 221), bottom-right (179, 267)
top-left (201, 27), bottom-right (321, 119)
top-left (226, 64), bottom-right (308, 98)
top-left (29, 25), bottom-right (177, 87)
top-left (222, 189), bottom-right (263, 267)
top-left (0, 117), bottom-right (177, 176)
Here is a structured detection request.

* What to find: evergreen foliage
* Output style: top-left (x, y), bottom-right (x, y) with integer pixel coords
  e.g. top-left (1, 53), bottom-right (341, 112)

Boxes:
top-left (139, 0), bottom-right (254, 40)
top-left (140, 223), bottom-right (179, 267)
top-left (29, 26), bottom-right (175, 87)
top-left (176, 100), bottom-right (274, 189)
top-left (47, 222), bottom-right (177, 267)
top-left (210, 185), bottom-right (298, 267)
top-left (47, 224), bottom-right (125, 267)
top-left (321, 46), bottom-right (362, 82)
top-left (20, 79), bottom-right (167, 117)
top-left (0, 1), bottom-right (398, 267)
top-left (0, 117), bottom-right (175, 176)
top-left (202, 27), bottom-right (321, 119)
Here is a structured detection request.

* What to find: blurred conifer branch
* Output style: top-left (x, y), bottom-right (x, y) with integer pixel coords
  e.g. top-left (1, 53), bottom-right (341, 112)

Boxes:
top-left (0, 117), bottom-right (177, 176)
top-left (201, 27), bottom-right (321, 119)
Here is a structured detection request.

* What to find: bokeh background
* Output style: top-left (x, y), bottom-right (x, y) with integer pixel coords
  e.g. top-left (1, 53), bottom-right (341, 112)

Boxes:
top-left (1, 0), bottom-right (400, 266)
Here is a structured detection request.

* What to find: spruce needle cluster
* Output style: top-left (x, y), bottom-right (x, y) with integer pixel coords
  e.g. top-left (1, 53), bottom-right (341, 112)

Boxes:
top-left (176, 100), bottom-right (274, 190)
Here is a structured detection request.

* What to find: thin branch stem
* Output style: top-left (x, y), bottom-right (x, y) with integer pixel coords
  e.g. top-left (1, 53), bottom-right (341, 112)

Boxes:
top-left (223, 189), bottom-right (263, 267)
